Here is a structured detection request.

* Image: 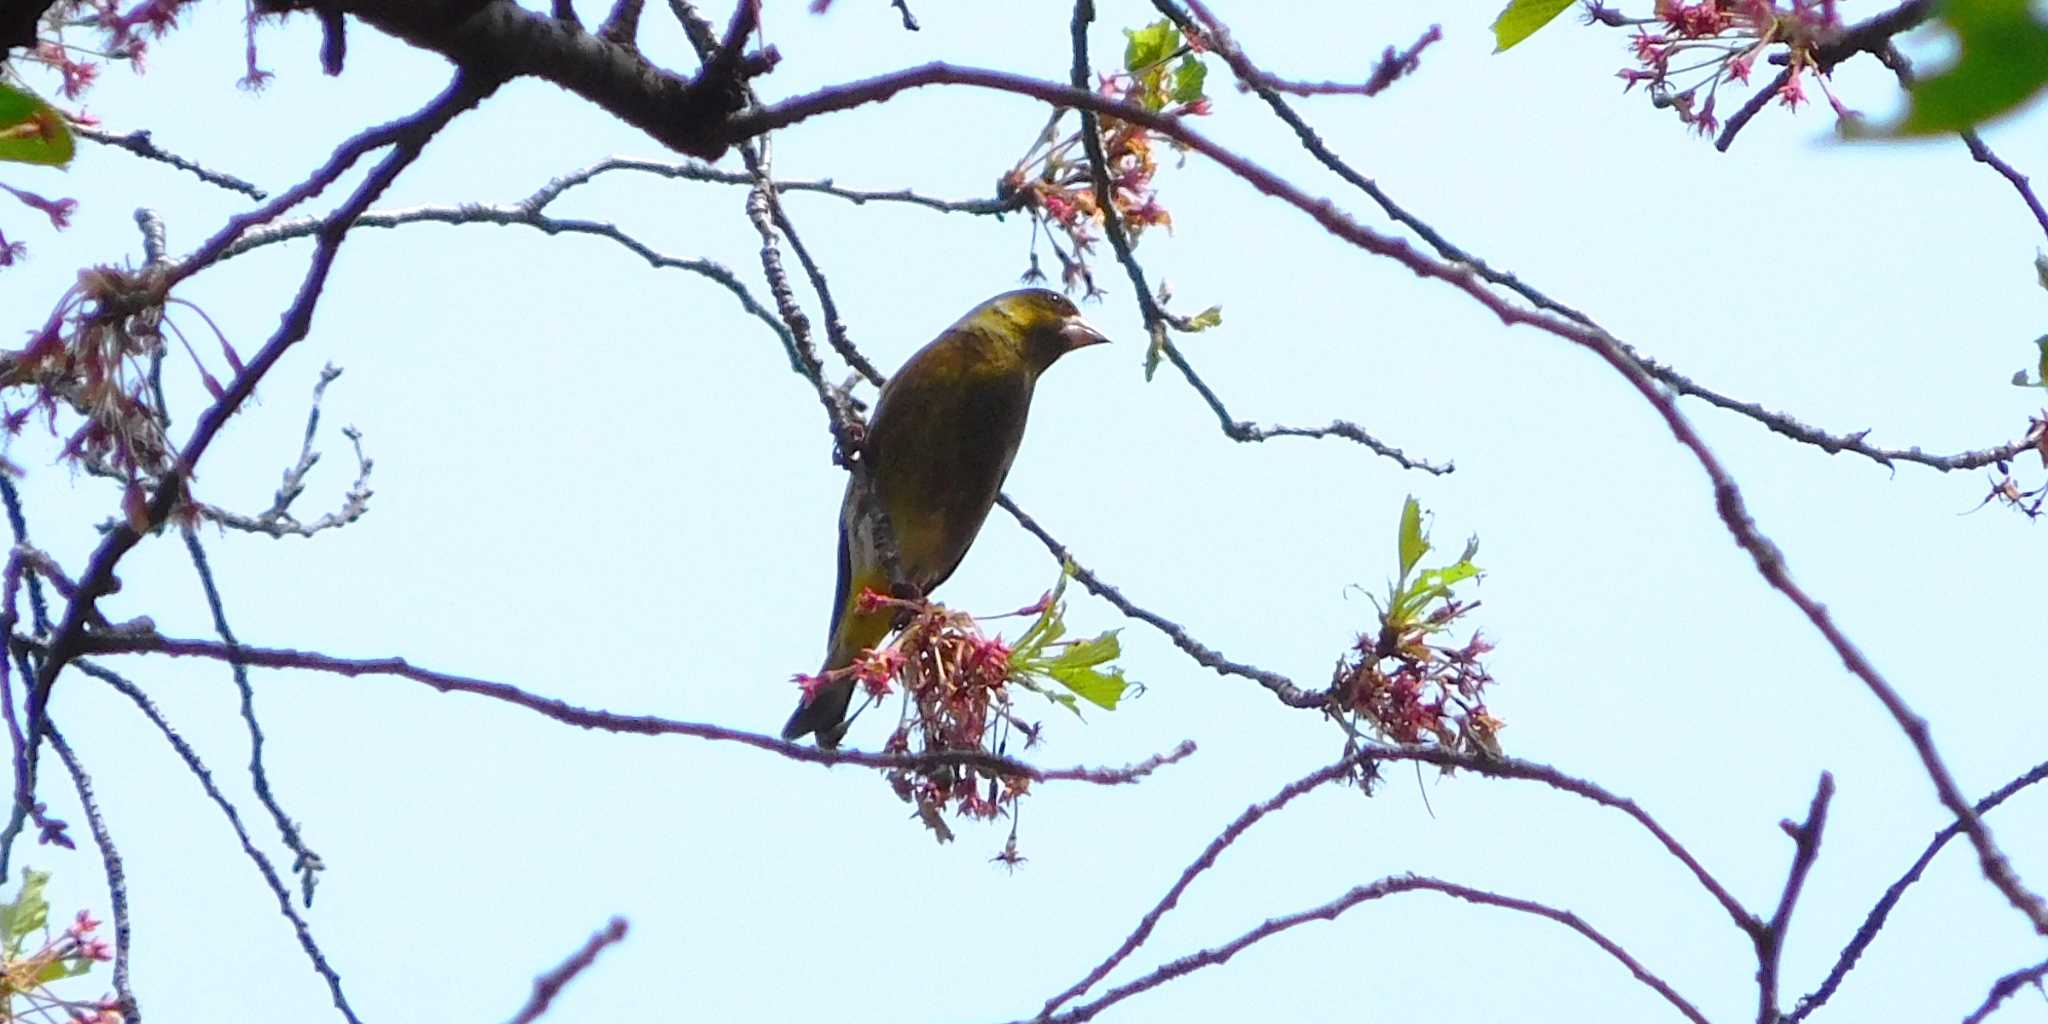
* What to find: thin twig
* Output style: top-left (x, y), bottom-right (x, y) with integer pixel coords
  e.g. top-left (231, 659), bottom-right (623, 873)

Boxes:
top-left (193, 365), bottom-right (373, 539)
top-left (1874, 44), bottom-right (2048, 247)
top-left (1368, 744), bottom-right (1758, 934)
top-left (211, 201), bottom-right (796, 370)
top-left (11, 69), bottom-right (499, 881)
top-left (520, 155), bottom-right (1017, 215)
top-left (44, 722), bottom-right (136, 1022)
top-left (1027, 876), bottom-right (1710, 1024)
top-left (506, 918), bottom-right (628, 1024)
top-left (1961, 957), bottom-right (2048, 1024)
top-left (74, 658), bottom-right (362, 1024)
top-left (1757, 774), bottom-right (1834, 1024)
top-left (1163, 0), bottom-right (2026, 474)
top-left (1071, 3), bottom-right (1441, 473)
top-left (73, 125), bottom-right (267, 200)
top-left (1039, 753), bottom-right (1366, 1018)
top-left (1959, 131), bottom-right (2048, 244)
top-left (1791, 758), bottom-right (2048, 1022)
top-left (182, 529), bottom-right (325, 906)
top-left (996, 495), bottom-right (1322, 708)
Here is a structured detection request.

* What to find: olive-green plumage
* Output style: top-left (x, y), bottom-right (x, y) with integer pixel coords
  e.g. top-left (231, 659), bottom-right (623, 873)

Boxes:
top-left (782, 289), bottom-right (1109, 747)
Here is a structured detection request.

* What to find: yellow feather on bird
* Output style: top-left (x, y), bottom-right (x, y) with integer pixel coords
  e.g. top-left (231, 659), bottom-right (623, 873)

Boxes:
top-left (781, 289), bottom-right (1110, 747)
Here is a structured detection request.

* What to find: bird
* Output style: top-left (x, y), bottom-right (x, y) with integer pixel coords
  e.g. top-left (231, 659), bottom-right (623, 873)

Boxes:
top-left (781, 288), bottom-right (1110, 747)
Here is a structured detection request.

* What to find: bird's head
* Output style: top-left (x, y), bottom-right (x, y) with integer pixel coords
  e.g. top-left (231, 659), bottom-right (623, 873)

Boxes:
top-left (980, 288), bottom-right (1111, 373)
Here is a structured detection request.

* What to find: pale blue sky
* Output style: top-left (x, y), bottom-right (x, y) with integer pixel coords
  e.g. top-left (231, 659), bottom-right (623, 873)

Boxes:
top-left (1, 1), bottom-right (2044, 1021)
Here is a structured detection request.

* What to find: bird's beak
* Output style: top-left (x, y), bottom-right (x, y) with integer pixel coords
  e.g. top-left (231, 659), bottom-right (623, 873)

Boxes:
top-left (1058, 314), bottom-right (1111, 351)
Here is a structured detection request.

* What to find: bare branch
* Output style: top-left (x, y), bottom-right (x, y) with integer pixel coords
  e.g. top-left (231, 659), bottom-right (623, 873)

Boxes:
top-left (723, 57), bottom-right (2048, 934)
top-left (181, 529), bottom-right (325, 907)
top-left (315, 0), bottom-right (770, 159)
top-left (506, 918), bottom-right (628, 1024)
top-left (1370, 745), bottom-right (1759, 934)
top-left (212, 200), bottom-right (796, 369)
top-left (73, 658), bottom-right (361, 1024)
top-left (44, 722), bottom-right (135, 1023)
top-left (14, 71), bottom-right (499, 875)
top-left (1758, 774), bottom-right (1835, 1024)
top-left (1792, 758), bottom-right (2048, 1022)
top-left (1713, 67), bottom-right (1795, 152)
top-left (1871, 44), bottom-right (2048, 248)
top-left (1026, 875), bottom-right (1710, 1024)
top-left (996, 496), bottom-right (1322, 708)
top-left (525, 156), bottom-right (1017, 214)
top-left (1961, 957), bottom-right (2048, 1024)
top-left (1070, 3), bottom-right (1442, 472)
top-left (63, 629), bottom-right (1195, 785)
top-left (74, 125), bottom-right (268, 200)
top-left (1960, 130), bottom-right (2048, 245)
top-left (194, 366), bottom-right (374, 539)
top-left (1040, 754), bottom-right (1365, 1018)
top-left (1183, 2), bottom-right (1438, 98)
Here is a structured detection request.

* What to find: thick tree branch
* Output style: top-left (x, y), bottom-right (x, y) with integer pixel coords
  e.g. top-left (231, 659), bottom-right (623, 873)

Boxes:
top-left (317, 0), bottom-right (769, 159)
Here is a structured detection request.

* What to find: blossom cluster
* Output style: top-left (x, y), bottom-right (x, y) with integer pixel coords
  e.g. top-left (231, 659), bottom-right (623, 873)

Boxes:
top-left (1333, 609), bottom-right (1501, 759)
top-left (1329, 499), bottom-right (1502, 762)
top-left (1, 263), bottom-right (241, 529)
top-left (794, 592), bottom-right (1039, 843)
top-left (16, 0), bottom-right (271, 97)
top-left (1001, 19), bottom-right (1210, 293)
top-left (1598, 0), bottom-right (1851, 137)
top-left (0, 906), bottom-right (119, 1024)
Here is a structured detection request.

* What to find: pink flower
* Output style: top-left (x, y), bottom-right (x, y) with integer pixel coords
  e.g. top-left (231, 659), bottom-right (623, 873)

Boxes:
top-left (1727, 50), bottom-right (1755, 84)
top-left (791, 672), bottom-right (829, 701)
top-left (1778, 73), bottom-right (1806, 109)
top-left (3, 185), bottom-right (77, 230)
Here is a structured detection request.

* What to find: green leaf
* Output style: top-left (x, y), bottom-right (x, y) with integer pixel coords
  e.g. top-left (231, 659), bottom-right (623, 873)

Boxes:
top-left (2037, 333), bottom-right (2048, 383)
top-left (1051, 664), bottom-right (1128, 710)
top-left (3, 868), bottom-right (52, 953)
top-left (1123, 19), bottom-right (1178, 73)
top-left (1010, 567), bottom-right (1073, 666)
top-left (1180, 305), bottom-right (1222, 331)
top-left (1895, 0), bottom-right (2048, 134)
top-left (1047, 632), bottom-right (1130, 711)
top-left (1172, 56), bottom-right (1208, 105)
top-left (1414, 560), bottom-right (1481, 596)
top-left (1491, 0), bottom-right (1575, 52)
top-left (35, 954), bottom-right (92, 983)
top-left (1397, 496), bottom-right (1428, 580)
top-left (0, 84), bottom-right (74, 167)
top-left (2034, 251), bottom-right (2048, 292)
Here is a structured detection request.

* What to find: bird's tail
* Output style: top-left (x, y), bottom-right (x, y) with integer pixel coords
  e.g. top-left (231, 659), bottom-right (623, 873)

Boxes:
top-left (782, 586), bottom-right (896, 748)
top-left (781, 678), bottom-right (856, 748)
